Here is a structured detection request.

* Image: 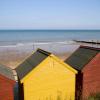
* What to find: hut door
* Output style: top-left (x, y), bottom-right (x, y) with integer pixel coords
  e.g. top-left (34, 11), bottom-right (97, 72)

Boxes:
top-left (75, 72), bottom-right (83, 100)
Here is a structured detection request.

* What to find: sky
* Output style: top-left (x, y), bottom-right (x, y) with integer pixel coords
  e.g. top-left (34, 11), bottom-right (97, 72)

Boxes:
top-left (0, 0), bottom-right (100, 29)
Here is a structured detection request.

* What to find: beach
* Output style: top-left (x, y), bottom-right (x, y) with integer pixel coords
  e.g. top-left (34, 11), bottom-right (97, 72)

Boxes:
top-left (0, 41), bottom-right (80, 69)
top-left (0, 40), bottom-right (100, 69)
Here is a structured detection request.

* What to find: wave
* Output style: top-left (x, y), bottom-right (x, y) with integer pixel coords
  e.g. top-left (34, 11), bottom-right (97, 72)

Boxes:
top-left (0, 40), bottom-right (75, 48)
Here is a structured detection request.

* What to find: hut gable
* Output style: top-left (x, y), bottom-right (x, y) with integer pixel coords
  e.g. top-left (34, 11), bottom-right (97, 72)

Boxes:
top-left (65, 46), bottom-right (100, 99)
top-left (15, 49), bottom-right (51, 79)
top-left (64, 46), bottom-right (100, 70)
top-left (23, 55), bottom-right (77, 100)
top-left (15, 49), bottom-right (77, 100)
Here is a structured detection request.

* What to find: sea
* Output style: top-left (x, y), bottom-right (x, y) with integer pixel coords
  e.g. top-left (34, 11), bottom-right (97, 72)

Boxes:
top-left (0, 30), bottom-right (100, 44)
top-left (0, 30), bottom-right (100, 54)
top-left (0, 30), bottom-right (100, 66)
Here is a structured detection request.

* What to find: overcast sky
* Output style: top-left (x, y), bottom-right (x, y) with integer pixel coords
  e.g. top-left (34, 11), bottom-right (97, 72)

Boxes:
top-left (0, 0), bottom-right (100, 29)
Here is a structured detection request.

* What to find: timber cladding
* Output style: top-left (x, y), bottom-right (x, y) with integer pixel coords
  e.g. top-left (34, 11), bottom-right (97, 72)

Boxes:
top-left (65, 46), bottom-right (100, 99)
top-left (15, 48), bottom-right (77, 100)
top-left (0, 74), bottom-right (15, 100)
top-left (82, 53), bottom-right (100, 98)
top-left (0, 64), bottom-right (16, 100)
top-left (14, 46), bottom-right (100, 100)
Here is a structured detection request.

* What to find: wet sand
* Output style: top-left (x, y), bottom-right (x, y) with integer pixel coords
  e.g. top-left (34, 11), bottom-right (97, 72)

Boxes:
top-left (0, 49), bottom-right (74, 69)
top-left (0, 42), bottom-right (80, 69)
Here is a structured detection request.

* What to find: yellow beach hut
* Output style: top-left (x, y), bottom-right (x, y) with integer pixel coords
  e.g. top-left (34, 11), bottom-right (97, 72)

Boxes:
top-left (15, 49), bottom-right (77, 100)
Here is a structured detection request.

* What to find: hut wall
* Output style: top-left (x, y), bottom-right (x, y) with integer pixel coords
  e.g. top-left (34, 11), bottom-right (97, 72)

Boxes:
top-left (82, 53), bottom-right (100, 99)
top-left (0, 74), bottom-right (15, 100)
top-left (21, 56), bottom-right (76, 100)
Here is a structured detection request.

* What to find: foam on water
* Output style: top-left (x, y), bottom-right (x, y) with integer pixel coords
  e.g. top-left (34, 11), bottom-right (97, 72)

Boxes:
top-left (0, 40), bottom-right (75, 48)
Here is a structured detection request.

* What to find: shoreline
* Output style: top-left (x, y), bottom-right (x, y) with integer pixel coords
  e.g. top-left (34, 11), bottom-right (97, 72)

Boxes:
top-left (0, 40), bottom-right (79, 68)
top-left (0, 40), bottom-right (100, 69)
top-left (0, 40), bottom-right (75, 46)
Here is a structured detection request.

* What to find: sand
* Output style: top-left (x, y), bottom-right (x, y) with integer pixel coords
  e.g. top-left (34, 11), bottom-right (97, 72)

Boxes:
top-left (0, 50), bottom-right (73, 69)
top-left (0, 42), bottom-right (81, 69)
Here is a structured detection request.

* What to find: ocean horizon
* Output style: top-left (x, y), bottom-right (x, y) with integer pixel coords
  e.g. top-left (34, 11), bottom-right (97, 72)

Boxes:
top-left (0, 30), bottom-right (100, 46)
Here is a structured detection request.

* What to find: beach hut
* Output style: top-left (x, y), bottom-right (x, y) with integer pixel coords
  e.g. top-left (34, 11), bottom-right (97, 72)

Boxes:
top-left (65, 46), bottom-right (100, 99)
top-left (0, 64), bottom-right (16, 100)
top-left (15, 49), bottom-right (77, 100)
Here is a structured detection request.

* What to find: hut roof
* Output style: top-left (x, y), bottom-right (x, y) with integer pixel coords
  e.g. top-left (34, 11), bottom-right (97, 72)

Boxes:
top-left (64, 46), bottom-right (100, 71)
top-left (15, 49), bottom-right (51, 79)
top-left (0, 64), bottom-right (15, 80)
